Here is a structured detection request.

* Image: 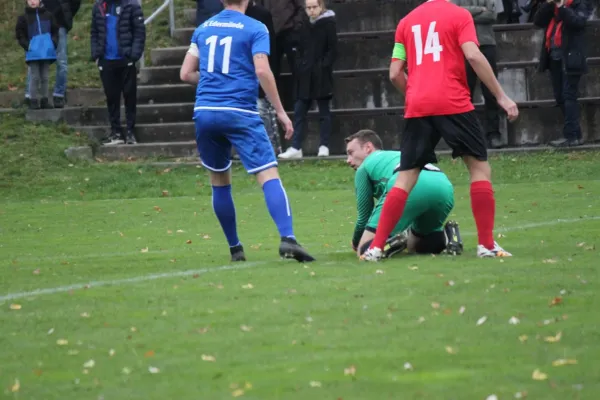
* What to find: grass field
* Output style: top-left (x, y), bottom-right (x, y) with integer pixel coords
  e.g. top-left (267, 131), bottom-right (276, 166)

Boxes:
top-left (2, 117), bottom-right (600, 399)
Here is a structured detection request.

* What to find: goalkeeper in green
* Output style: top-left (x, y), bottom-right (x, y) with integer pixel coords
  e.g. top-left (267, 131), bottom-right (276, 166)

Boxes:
top-left (346, 130), bottom-right (463, 258)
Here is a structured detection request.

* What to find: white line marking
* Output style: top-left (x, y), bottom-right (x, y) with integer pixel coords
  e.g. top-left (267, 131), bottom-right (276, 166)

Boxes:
top-left (1, 216), bottom-right (598, 302)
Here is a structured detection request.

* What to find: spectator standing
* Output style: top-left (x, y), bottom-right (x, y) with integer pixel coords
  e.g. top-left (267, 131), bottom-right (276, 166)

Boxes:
top-left (279, 0), bottom-right (337, 159)
top-left (246, 0), bottom-right (282, 155)
top-left (24, 0), bottom-right (80, 108)
top-left (196, 0), bottom-right (223, 25)
top-left (534, 0), bottom-right (590, 147)
top-left (454, 0), bottom-right (503, 148)
top-left (91, 0), bottom-right (146, 145)
top-left (258, 0), bottom-right (307, 78)
top-left (16, 0), bottom-right (59, 110)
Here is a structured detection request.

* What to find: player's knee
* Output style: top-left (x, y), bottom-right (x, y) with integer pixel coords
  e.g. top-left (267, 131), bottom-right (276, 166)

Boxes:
top-left (210, 171), bottom-right (231, 186)
top-left (463, 157), bottom-right (491, 182)
top-left (256, 167), bottom-right (280, 186)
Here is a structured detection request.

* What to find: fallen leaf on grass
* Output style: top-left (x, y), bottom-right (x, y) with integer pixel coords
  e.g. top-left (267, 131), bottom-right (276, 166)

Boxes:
top-left (153, 206), bottom-right (162, 212)
top-left (509, 316), bottom-right (520, 325)
top-left (309, 381), bottom-right (322, 388)
top-left (476, 316), bottom-right (488, 326)
top-left (408, 265), bottom-right (419, 271)
top-left (344, 365), bottom-right (356, 376)
top-left (161, 190), bottom-right (169, 197)
top-left (240, 325), bottom-right (252, 332)
top-left (445, 346), bottom-right (457, 354)
top-left (83, 360), bottom-right (95, 368)
top-left (122, 367), bottom-right (131, 375)
top-left (585, 245), bottom-right (595, 251)
top-left (109, 349), bottom-right (115, 357)
top-left (198, 327), bottom-right (209, 334)
top-left (32, 268), bottom-right (41, 275)
top-left (11, 379), bottom-right (20, 392)
top-left (403, 362), bottom-right (413, 370)
top-left (577, 242), bottom-right (586, 247)
top-left (56, 339), bottom-right (68, 346)
top-left (519, 335), bottom-right (528, 343)
top-left (486, 395), bottom-right (498, 400)
top-left (232, 389), bottom-right (245, 397)
top-left (130, 327), bottom-right (137, 332)
top-left (417, 316), bottom-right (426, 323)
top-left (144, 350), bottom-right (155, 358)
top-left (141, 247), bottom-right (149, 253)
top-left (118, 232), bottom-right (124, 237)
top-left (549, 297), bottom-right (563, 307)
top-left (532, 369), bottom-right (548, 380)
top-left (80, 312), bottom-right (90, 318)
top-left (68, 349), bottom-right (79, 355)
top-left (544, 331), bottom-right (562, 343)
top-left (552, 359), bottom-right (577, 367)
top-left (459, 306), bottom-right (466, 315)
top-left (47, 328), bottom-right (54, 335)
top-left (148, 366), bottom-right (160, 374)
top-left (10, 304), bottom-right (22, 310)
top-left (8, 84), bottom-right (18, 91)
top-left (431, 302), bottom-right (440, 309)
top-left (242, 283), bottom-right (254, 289)
top-left (202, 354), bottom-right (216, 362)
top-left (186, 240), bottom-right (192, 244)
top-left (203, 235), bottom-right (211, 239)
top-left (514, 391), bottom-right (528, 398)
top-left (375, 269), bottom-right (384, 275)
top-left (445, 280), bottom-right (455, 286)
top-left (543, 258), bottom-right (557, 264)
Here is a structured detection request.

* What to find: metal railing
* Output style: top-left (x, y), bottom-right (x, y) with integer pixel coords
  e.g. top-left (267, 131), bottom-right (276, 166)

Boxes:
top-left (139, 0), bottom-right (176, 69)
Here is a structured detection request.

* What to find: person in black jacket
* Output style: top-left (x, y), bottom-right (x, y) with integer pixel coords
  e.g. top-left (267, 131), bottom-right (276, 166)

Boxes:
top-left (16, 0), bottom-right (59, 110)
top-left (91, 0), bottom-right (146, 145)
top-left (246, 0), bottom-right (282, 155)
top-left (279, 0), bottom-right (337, 159)
top-left (534, 0), bottom-right (590, 147)
top-left (24, 0), bottom-right (81, 108)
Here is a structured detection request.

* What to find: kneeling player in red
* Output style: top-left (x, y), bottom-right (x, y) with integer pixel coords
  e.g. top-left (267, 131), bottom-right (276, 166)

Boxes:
top-left (362, 0), bottom-right (518, 261)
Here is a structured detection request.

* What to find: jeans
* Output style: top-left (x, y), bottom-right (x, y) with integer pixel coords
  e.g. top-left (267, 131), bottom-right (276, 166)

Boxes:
top-left (549, 59), bottom-right (582, 141)
top-left (196, 0), bottom-right (223, 25)
top-left (28, 61), bottom-right (50, 100)
top-left (292, 98), bottom-right (332, 150)
top-left (25, 27), bottom-right (68, 99)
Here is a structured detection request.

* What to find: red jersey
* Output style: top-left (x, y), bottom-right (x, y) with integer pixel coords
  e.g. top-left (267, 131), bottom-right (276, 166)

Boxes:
top-left (392, 0), bottom-right (479, 118)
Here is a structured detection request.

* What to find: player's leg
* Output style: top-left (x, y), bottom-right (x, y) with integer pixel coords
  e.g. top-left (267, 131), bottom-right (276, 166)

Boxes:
top-left (195, 111), bottom-right (245, 262)
top-left (433, 112), bottom-right (511, 257)
top-left (229, 112), bottom-right (315, 262)
top-left (363, 118), bottom-right (440, 261)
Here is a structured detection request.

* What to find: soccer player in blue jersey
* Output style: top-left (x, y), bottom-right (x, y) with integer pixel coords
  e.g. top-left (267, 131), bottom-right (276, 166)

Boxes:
top-left (179, 0), bottom-right (315, 263)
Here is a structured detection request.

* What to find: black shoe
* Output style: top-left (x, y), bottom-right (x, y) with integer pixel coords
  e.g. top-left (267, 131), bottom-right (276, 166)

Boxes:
top-left (53, 96), bottom-right (65, 108)
top-left (279, 237), bottom-right (315, 263)
top-left (126, 131), bottom-right (137, 144)
top-left (549, 138), bottom-right (582, 148)
top-left (383, 231), bottom-right (409, 258)
top-left (444, 220), bottom-right (463, 255)
top-left (101, 133), bottom-right (124, 146)
top-left (230, 244), bottom-right (246, 262)
top-left (29, 99), bottom-right (40, 110)
top-left (40, 98), bottom-right (53, 109)
top-left (24, 98), bottom-right (31, 108)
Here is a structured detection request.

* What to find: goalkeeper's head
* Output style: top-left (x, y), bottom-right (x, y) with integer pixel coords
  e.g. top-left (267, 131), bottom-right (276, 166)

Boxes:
top-left (344, 129), bottom-right (383, 170)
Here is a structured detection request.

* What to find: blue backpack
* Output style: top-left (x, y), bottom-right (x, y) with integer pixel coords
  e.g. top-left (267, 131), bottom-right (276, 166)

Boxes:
top-left (26, 11), bottom-right (57, 62)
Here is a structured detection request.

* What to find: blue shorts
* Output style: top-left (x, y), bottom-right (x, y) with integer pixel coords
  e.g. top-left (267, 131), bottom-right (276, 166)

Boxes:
top-left (194, 109), bottom-right (278, 174)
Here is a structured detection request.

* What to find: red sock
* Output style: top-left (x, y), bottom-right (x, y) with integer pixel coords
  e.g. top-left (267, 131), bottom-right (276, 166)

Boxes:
top-left (370, 187), bottom-right (409, 250)
top-left (470, 180), bottom-right (495, 250)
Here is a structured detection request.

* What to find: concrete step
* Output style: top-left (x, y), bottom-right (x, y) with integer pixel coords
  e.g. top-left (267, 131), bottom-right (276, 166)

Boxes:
top-left (167, 22), bottom-right (600, 68)
top-left (182, 0), bottom-right (600, 32)
top-left (137, 59), bottom-right (600, 107)
top-left (69, 98), bottom-right (600, 151)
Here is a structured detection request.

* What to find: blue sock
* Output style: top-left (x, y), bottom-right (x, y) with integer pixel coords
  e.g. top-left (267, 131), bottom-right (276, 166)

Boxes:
top-left (262, 179), bottom-right (295, 239)
top-left (212, 185), bottom-right (240, 247)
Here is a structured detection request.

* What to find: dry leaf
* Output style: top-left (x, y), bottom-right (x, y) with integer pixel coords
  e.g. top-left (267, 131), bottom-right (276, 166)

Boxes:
top-left (549, 297), bottom-right (563, 307)
top-left (459, 306), bottom-right (466, 315)
top-left (514, 391), bottom-right (528, 399)
top-left (201, 354), bottom-right (216, 362)
top-left (203, 234), bottom-right (211, 239)
top-left (109, 349), bottom-right (116, 357)
top-left (486, 395), bottom-right (498, 400)
top-left (445, 280), bottom-right (455, 286)
top-left (577, 242), bottom-right (586, 247)
top-left (403, 362), bottom-right (413, 370)
top-left (244, 382), bottom-right (252, 389)
top-left (375, 269), bottom-right (384, 275)
top-left (153, 206), bottom-right (162, 212)
top-left (344, 365), bottom-right (356, 376)
top-left (408, 265), bottom-right (419, 271)
top-left (532, 369), bottom-right (548, 380)
top-left (80, 312), bottom-right (90, 318)
top-left (310, 271), bottom-right (316, 276)
top-left (141, 247), bottom-right (149, 253)
top-left (240, 325), bottom-right (252, 332)
top-left (10, 304), bottom-right (22, 310)
top-left (161, 190), bottom-right (169, 197)
top-left (309, 381), bottom-right (322, 388)
top-left (431, 302), bottom-right (440, 309)
top-left (417, 316), bottom-right (426, 323)
top-left (122, 367), bottom-right (131, 375)
top-left (33, 268), bottom-right (41, 275)
top-left (11, 379), bottom-right (20, 393)
top-left (543, 258), bottom-right (557, 264)
top-left (232, 389), bottom-right (245, 397)
top-left (242, 283), bottom-right (254, 289)
top-left (509, 316), bottom-right (520, 325)
top-left (144, 350), bottom-right (155, 358)
top-left (67, 349), bottom-right (79, 355)
top-left (544, 331), bottom-right (562, 343)
top-left (476, 316), bottom-right (488, 326)
top-left (519, 335), bottom-right (528, 343)
top-left (130, 327), bottom-right (137, 332)
top-left (8, 84), bottom-right (18, 91)
top-left (83, 360), bottom-right (95, 368)
top-left (56, 339), bottom-right (68, 346)
top-left (148, 366), bottom-right (160, 374)
top-left (552, 359), bottom-right (577, 367)
top-left (118, 231), bottom-right (124, 237)
top-left (445, 346), bottom-right (457, 354)
top-left (47, 328), bottom-right (54, 335)
top-left (186, 240), bottom-right (192, 244)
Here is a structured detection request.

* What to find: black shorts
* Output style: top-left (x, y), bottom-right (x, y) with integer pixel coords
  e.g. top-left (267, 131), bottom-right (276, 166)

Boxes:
top-left (398, 111), bottom-right (488, 172)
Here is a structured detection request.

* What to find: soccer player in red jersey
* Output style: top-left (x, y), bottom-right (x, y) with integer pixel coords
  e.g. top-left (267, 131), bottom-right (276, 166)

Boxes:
top-left (361, 0), bottom-right (519, 261)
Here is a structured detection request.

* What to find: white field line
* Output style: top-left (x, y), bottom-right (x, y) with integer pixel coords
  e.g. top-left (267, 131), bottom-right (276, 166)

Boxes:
top-left (1, 216), bottom-right (599, 302)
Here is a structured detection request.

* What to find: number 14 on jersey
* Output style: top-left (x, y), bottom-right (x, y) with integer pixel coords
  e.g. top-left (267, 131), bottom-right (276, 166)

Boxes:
top-left (411, 22), bottom-right (443, 65)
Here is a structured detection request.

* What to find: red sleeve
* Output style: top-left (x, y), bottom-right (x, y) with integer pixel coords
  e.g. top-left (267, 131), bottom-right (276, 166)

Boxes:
top-left (456, 10), bottom-right (479, 46)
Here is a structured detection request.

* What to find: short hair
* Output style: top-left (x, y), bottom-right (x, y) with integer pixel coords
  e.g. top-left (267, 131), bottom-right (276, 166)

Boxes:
top-left (344, 129), bottom-right (383, 150)
top-left (223, 0), bottom-right (245, 6)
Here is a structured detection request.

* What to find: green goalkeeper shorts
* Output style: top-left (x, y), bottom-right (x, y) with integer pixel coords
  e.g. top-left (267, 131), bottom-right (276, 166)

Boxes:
top-left (366, 168), bottom-right (455, 236)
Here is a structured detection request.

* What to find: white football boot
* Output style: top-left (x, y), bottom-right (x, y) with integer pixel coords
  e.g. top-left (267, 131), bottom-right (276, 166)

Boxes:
top-left (477, 242), bottom-right (512, 258)
top-left (360, 247), bottom-right (383, 262)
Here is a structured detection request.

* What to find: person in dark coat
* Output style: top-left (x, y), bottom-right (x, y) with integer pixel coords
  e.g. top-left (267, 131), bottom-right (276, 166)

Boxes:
top-left (279, 0), bottom-right (337, 159)
top-left (246, 1), bottom-right (282, 155)
top-left (24, 0), bottom-right (81, 108)
top-left (91, 0), bottom-right (146, 145)
top-left (534, 0), bottom-right (590, 147)
top-left (196, 0), bottom-right (223, 26)
top-left (16, 0), bottom-right (59, 110)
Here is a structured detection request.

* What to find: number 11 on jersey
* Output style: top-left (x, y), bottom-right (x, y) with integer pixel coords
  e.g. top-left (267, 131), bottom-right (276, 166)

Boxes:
top-left (206, 35), bottom-right (233, 74)
top-left (411, 22), bottom-right (443, 66)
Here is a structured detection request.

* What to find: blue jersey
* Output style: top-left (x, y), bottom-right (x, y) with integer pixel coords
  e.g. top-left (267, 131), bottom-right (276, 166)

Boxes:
top-left (188, 10), bottom-right (270, 113)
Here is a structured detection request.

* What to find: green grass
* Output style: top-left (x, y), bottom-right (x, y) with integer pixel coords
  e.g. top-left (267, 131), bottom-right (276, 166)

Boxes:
top-left (0, 0), bottom-right (190, 92)
top-left (1, 116), bottom-right (600, 398)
